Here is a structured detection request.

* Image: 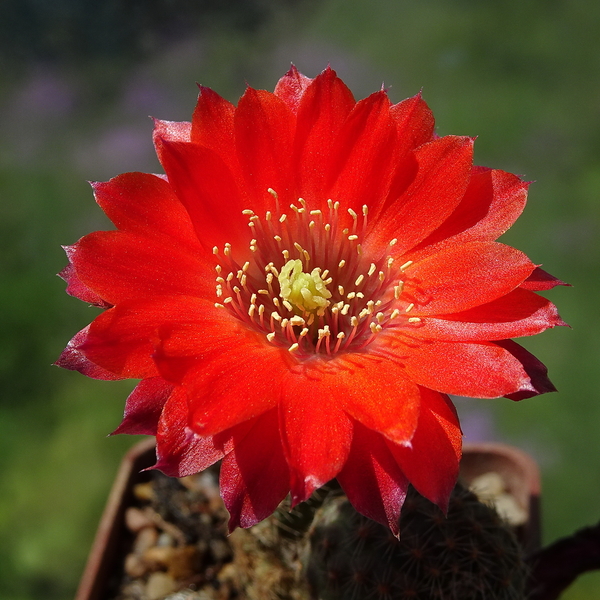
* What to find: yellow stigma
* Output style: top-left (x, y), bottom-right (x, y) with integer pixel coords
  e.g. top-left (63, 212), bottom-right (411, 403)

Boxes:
top-left (278, 259), bottom-right (332, 315)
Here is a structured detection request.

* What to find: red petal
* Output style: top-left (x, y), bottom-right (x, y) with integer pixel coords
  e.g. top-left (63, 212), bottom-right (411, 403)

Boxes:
top-left (235, 87), bottom-right (295, 209)
top-left (337, 421), bottom-right (409, 536)
top-left (153, 386), bottom-right (228, 477)
top-left (55, 325), bottom-right (122, 379)
top-left (273, 64), bottom-right (313, 113)
top-left (152, 118), bottom-right (191, 145)
top-left (81, 296), bottom-right (213, 379)
top-left (333, 354), bottom-right (421, 445)
top-left (327, 91), bottom-right (397, 216)
top-left (398, 339), bottom-right (540, 398)
top-left (70, 230), bottom-right (214, 305)
top-left (220, 408), bottom-right (290, 531)
top-left (292, 67), bottom-right (355, 204)
top-left (91, 173), bottom-right (201, 250)
top-left (112, 377), bottom-right (174, 435)
top-left (366, 136), bottom-right (474, 257)
top-left (414, 288), bottom-right (565, 341)
top-left (58, 259), bottom-right (111, 308)
top-left (386, 389), bottom-right (461, 511)
top-left (404, 241), bottom-right (535, 315)
top-left (376, 93), bottom-right (436, 216)
top-left (191, 86), bottom-right (236, 159)
top-left (521, 266), bottom-right (569, 290)
top-left (498, 339), bottom-right (557, 400)
top-left (280, 365), bottom-right (354, 505)
top-left (155, 318), bottom-right (290, 435)
top-left (389, 92), bottom-right (435, 154)
top-left (412, 168), bottom-right (529, 256)
top-left (155, 138), bottom-right (248, 251)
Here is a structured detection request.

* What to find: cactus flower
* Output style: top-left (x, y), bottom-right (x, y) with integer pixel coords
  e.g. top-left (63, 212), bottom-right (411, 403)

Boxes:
top-left (58, 67), bottom-right (565, 534)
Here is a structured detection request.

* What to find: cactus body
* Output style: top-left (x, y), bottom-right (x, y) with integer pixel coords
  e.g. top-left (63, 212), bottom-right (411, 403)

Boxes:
top-left (306, 484), bottom-right (527, 600)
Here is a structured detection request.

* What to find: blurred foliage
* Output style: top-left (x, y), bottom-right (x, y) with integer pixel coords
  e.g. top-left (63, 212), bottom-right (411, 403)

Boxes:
top-left (0, 0), bottom-right (302, 65)
top-left (1, 0), bottom-right (599, 598)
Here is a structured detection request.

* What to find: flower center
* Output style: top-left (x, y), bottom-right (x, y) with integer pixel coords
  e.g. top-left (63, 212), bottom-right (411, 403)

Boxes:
top-left (212, 190), bottom-right (422, 359)
top-left (278, 259), bottom-right (332, 316)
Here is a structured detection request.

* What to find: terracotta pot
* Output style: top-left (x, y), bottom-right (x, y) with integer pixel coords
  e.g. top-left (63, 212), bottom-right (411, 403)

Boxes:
top-left (75, 437), bottom-right (156, 600)
top-left (75, 440), bottom-right (541, 600)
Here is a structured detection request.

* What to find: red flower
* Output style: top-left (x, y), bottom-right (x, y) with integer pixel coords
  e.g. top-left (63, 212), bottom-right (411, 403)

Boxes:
top-left (58, 67), bottom-right (565, 534)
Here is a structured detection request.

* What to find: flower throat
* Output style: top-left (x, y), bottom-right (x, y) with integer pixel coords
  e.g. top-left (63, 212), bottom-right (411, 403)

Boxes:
top-left (213, 189), bottom-right (420, 358)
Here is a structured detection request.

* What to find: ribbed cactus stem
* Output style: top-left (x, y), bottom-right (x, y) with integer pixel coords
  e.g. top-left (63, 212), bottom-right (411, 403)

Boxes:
top-left (306, 483), bottom-right (527, 600)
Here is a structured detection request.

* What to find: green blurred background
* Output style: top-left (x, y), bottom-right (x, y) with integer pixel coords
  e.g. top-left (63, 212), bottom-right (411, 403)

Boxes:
top-left (0, 0), bottom-right (598, 597)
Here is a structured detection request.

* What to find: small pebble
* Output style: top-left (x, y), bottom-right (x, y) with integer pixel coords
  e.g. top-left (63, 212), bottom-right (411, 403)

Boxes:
top-left (124, 552), bottom-right (148, 578)
top-left (209, 538), bottom-right (232, 562)
top-left (132, 526), bottom-right (159, 555)
top-left (494, 493), bottom-right (528, 526)
top-left (470, 472), bottom-right (505, 498)
top-left (146, 572), bottom-right (177, 600)
top-left (470, 471), bottom-right (528, 526)
top-left (133, 481), bottom-right (155, 502)
top-left (125, 507), bottom-right (154, 532)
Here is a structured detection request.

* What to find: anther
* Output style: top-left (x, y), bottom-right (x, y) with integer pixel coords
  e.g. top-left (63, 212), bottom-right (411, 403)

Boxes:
top-left (408, 317), bottom-right (422, 323)
top-left (266, 332), bottom-right (276, 342)
top-left (288, 343), bottom-right (299, 352)
top-left (355, 274), bottom-right (365, 287)
top-left (267, 188), bottom-right (278, 199)
top-left (405, 303), bottom-right (415, 313)
top-left (400, 260), bottom-right (413, 271)
top-left (368, 263), bottom-right (376, 276)
top-left (338, 259), bottom-right (346, 268)
top-left (348, 234), bottom-right (359, 241)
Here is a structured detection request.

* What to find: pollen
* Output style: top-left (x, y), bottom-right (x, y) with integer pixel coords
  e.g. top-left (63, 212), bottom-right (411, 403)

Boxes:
top-left (278, 259), bottom-right (332, 315)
